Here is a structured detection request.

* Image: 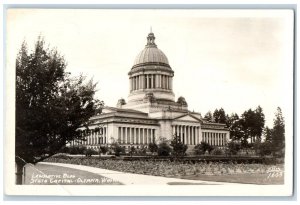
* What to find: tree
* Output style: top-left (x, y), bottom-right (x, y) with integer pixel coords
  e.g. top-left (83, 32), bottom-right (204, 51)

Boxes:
top-left (272, 107), bottom-right (285, 157)
top-left (213, 108), bottom-right (227, 124)
top-left (227, 113), bottom-right (244, 142)
top-left (15, 37), bottom-right (103, 184)
top-left (241, 106), bottom-right (265, 145)
top-left (204, 111), bottom-right (213, 122)
top-left (148, 142), bottom-right (158, 155)
top-left (264, 126), bottom-right (273, 143)
top-left (170, 133), bottom-right (187, 157)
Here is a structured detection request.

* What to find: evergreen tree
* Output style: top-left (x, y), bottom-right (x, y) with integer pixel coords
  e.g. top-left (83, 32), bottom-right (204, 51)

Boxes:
top-left (213, 108), bottom-right (227, 124)
top-left (170, 133), bottom-right (187, 157)
top-left (272, 107), bottom-right (285, 157)
top-left (204, 111), bottom-right (213, 122)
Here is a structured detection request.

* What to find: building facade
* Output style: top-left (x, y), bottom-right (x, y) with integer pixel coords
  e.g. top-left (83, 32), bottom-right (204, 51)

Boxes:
top-left (72, 32), bottom-right (230, 151)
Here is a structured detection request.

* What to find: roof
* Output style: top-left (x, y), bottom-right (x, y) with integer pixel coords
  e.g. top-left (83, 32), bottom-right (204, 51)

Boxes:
top-left (132, 32), bottom-right (171, 69)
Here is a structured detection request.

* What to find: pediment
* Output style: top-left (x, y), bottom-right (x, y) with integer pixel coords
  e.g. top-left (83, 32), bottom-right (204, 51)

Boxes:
top-left (174, 114), bottom-right (202, 122)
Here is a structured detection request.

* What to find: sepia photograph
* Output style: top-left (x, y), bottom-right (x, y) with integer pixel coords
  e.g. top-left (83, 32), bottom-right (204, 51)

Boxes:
top-left (4, 8), bottom-right (294, 196)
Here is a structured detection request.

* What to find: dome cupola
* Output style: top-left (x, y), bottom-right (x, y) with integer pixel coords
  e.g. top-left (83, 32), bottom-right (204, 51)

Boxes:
top-left (132, 32), bottom-right (170, 68)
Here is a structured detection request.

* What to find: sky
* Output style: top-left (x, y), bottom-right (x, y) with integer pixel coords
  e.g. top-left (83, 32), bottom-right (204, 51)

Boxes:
top-left (7, 9), bottom-right (294, 128)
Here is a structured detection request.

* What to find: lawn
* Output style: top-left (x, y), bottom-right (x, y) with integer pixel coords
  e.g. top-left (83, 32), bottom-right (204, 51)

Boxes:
top-left (45, 155), bottom-right (284, 185)
top-left (24, 163), bottom-right (122, 185)
top-left (179, 173), bottom-right (284, 185)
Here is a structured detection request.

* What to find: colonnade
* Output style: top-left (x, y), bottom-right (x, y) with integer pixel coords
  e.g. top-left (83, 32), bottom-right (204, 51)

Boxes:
top-left (202, 132), bottom-right (227, 146)
top-left (130, 74), bottom-right (172, 91)
top-left (70, 127), bottom-right (107, 146)
top-left (118, 127), bottom-right (156, 145)
top-left (172, 125), bottom-right (201, 145)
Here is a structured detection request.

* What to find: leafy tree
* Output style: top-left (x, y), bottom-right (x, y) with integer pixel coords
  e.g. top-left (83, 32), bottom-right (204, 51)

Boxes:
top-left (157, 142), bottom-right (172, 156)
top-left (194, 142), bottom-right (213, 155)
top-left (148, 142), bottom-right (158, 155)
top-left (170, 133), bottom-right (187, 157)
top-left (213, 108), bottom-right (227, 124)
top-left (272, 107), bottom-right (285, 157)
top-left (15, 37), bottom-right (103, 184)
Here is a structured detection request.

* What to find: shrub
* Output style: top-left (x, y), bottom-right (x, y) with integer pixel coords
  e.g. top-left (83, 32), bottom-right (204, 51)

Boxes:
top-left (227, 141), bottom-right (241, 155)
top-left (194, 142), bottom-right (213, 155)
top-left (210, 147), bottom-right (224, 155)
top-left (136, 145), bottom-right (147, 156)
top-left (157, 142), bottom-right (172, 156)
top-left (99, 146), bottom-right (109, 155)
top-left (68, 145), bottom-right (87, 155)
top-left (84, 148), bottom-right (98, 157)
top-left (148, 142), bottom-right (158, 155)
top-left (170, 134), bottom-right (188, 157)
top-left (113, 144), bottom-right (125, 156)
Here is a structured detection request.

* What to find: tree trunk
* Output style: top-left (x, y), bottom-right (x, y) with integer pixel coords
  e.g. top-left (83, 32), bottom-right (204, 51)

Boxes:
top-left (15, 158), bottom-right (26, 185)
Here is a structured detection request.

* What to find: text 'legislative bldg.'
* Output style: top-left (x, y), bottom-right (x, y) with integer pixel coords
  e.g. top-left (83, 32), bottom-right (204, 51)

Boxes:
top-left (71, 32), bottom-right (230, 151)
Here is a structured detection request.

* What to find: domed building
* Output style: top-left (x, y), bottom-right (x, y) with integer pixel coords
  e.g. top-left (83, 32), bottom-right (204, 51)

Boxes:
top-left (73, 32), bottom-right (230, 152)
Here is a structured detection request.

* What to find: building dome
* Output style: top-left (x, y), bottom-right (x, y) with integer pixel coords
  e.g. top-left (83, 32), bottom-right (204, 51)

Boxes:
top-left (133, 47), bottom-right (169, 67)
top-left (132, 32), bottom-right (171, 69)
top-left (126, 31), bottom-right (176, 106)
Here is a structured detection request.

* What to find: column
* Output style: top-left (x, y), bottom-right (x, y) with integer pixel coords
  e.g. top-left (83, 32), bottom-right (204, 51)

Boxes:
top-left (124, 127), bottom-right (127, 144)
top-left (193, 127), bottom-right (196, 145)
top-left (135, 77), bottom-right (137, 90)
top-left (144, 129), bottom-right (147, 144)
top-left (95, 130), bottom-right (99, 145)
top-left (179, 126), bottom-right (182, 141)
top-left (167, 76), bottom-right (169, 90)
top-left (140, 75), bottom-right (143, 89)
top-left (161, 75), bottom-right (164, 89)
top-left (148, 128), bottom-right (151, 144)
top-left (196, 127), bottom-right (199, 144)
top-left (158, 75), bottom-right (161, 88)
top-left (118, 127), bottom-right (121, 143)
top-left (127, 127), bottom-right (132, 144)
top-left (188, 126), bottom-right (191, 145)
top-left (146, 75), bottom-right (149, 89)
top-left (152, 74), bottom-right (155, 88)
top-left (207, 133), bottom-right (210, 145)
top-left (170, 77), bottom-right (172, 90)
top-left (184, 126), bottom-right (187, 145)
top-left (152, 129), bottom-right (155, 143)
top-left (140, 128), bottom-right (143, 144)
